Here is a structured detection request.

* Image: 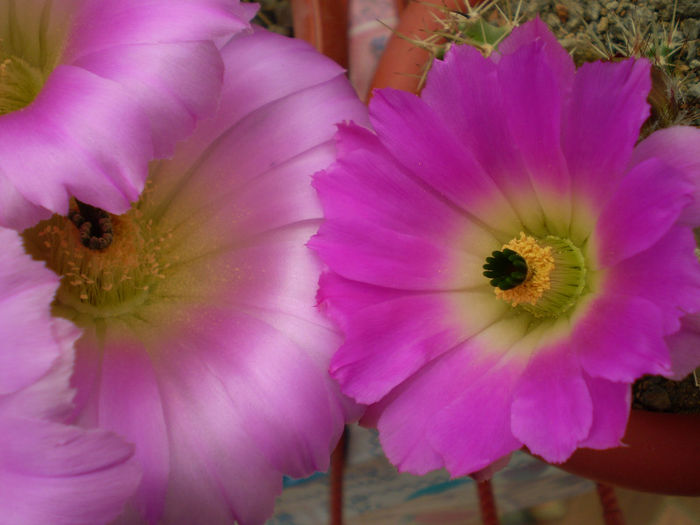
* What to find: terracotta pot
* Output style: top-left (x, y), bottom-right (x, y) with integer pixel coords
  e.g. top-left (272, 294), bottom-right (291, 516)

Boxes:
top-left (290, 0), bottom-right (349, 68)
top-left (369, 0), bottom-right (459, 96)
top-left (528, 409), bottom-right (700, 496)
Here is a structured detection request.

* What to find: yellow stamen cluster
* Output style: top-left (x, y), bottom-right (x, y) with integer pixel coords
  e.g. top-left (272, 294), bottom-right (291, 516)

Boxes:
top-left (23, 203), bottom-right (174, 318)
top-left (494, 232), bottom-right (554, 307)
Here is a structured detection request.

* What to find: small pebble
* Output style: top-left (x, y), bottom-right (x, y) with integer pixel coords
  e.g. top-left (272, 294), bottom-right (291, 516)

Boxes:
top-left (555, 3), bottom-right (569, 22)
top-left (639, 384), bottom-right (672, 411)
top-left (597, 16), bottom-right (609, 32)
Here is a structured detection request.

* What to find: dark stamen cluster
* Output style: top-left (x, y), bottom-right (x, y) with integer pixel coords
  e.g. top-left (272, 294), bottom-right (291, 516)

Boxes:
top-left (69, 200), bottom-right (113, 250)
top-left (483, 248), bottom-right (527, 290)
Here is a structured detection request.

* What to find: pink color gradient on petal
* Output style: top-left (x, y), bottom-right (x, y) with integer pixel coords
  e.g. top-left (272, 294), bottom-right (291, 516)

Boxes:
top-left (0, 228), bottom-right (62, 394)
top-left (563, 59), bottom-right (651, 207)
top-left (511, 344), bottom-right (592, 463)
top-left (629, 126), bottom-right (700, 225)
top-left (0, 0), bottom-right (255, 229)
top-left (573, 295), bottom-right (671, 382)
top-left (578, 374), bottom-right (630, 450)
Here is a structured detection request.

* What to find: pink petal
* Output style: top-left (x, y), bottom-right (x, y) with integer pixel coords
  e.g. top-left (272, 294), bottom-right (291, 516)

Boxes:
top-left (578, 374), bottom-right (630, 450)
top-left (0, 318), bottom-right (78, 422)
top-left (151, 76), bottom-right (366, 217)
top-left (0, 0), bottom-right (255, 229)
top-left (428, 351), bottom-right (524, 476)
top-left (0, 228), bottom-right (66, 394)
top-left (421, 45), bottom-right (549, 235)
top-left (317, 271), bottom-right (406, 332)
top-left (594, 158), bottom-right (693, 268)
top-left (0, 417), bottom-right (140, 525)
top-left (65, 0), bottom-right (254, 59)
top-left (0, 66), bottom-right (153, 228)
top-left (94, 333), bottom-right (170, 524)
top-left (511, 344), bottom-right (592, 463)
top-left (496, 39), bottom-right (572, 235)
top-left (330, 291), bottom-right (509, 404)
top-left (218, 28), bottom-right (356, 130)
top-left (629, 126), bottom-right (700, 225)
top-left (497, 17), bottom-right (575, 95)
top-left (368, 88), bottom-right (522, 234)
top-left (156, 338), bottom-right (283, 525)
top-left (311, 220), bottom-right (480, 291)
top-left (562, 58), bottom-right (651, 218)
top-left (607, 226), bottom-right (700, 335)
top-left (314, 123), bottom-right (467, 240)
top-left (665, 314), bottom-right (700, 380)
top-left (573, 295), bottom-right (672, 382)
top-left (72, 41), bottom-right (225, 158)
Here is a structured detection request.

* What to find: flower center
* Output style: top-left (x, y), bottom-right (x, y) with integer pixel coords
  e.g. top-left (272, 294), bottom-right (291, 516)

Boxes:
top-left (485, 233), bottom-right (587, 318)
top-left (22, 197), bottom-right (171, 320)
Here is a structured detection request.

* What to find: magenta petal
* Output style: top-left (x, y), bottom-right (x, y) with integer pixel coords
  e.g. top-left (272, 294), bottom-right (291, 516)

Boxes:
top-left (317, 272), bottom-right (406, 332)
top-left (0, 418), bottom-right (140, 525)
top-left (369, 88), bottom-right (521, 233)
top-left (497, 18), bottom-right (575, 95)
top-left (563, 59), bottom-right (651, 206)
top-left (368, 349), bottom-right (473, 474)
top-left (330, 293), bottom-right (479, 404)
top-left (594, 158), bottom-right (693, 267)
top-left (578, 374), bottom-right (630, 450)
top-left (666, 314), bottom-right (700, 380)
top-left (573, 295), bottom-right (671, 382)
top-left (314, 123), bottom-right (466, 239)
top-left (420, 45), bottom-right (548, 234)
top-left (312, 221), bottom-right (472, 290)
top-left (496, 40), bottom-right (571, 233)
top-left (428, 353), bottom-right (523, 476)
top-left (497, 40), bottom-right (570, 193)
top-left (608, 227), bottom-right (700, 335)
top-left (629, 126), bottom-right (700, 225)
top-left (511, 345), bottom-right (592, 463)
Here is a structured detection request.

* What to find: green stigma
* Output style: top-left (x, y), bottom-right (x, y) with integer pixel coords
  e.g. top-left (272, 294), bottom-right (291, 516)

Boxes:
top-left (482, 248), bottom-right (528, 290)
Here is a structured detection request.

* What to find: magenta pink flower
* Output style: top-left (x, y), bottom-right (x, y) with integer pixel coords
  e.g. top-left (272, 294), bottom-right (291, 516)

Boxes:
top-left (311, 19), bottom-right (700, 475)
top-left (0, 0), bottom-right (256, 230)
top-left (22, 28), bottom-right (368, 524)
top-left (0, 226), bottom-right (139, 524)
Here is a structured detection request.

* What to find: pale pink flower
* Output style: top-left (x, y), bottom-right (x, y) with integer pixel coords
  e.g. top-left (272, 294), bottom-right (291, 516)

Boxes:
top-left (22, 28), bottom-right (368, 524)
